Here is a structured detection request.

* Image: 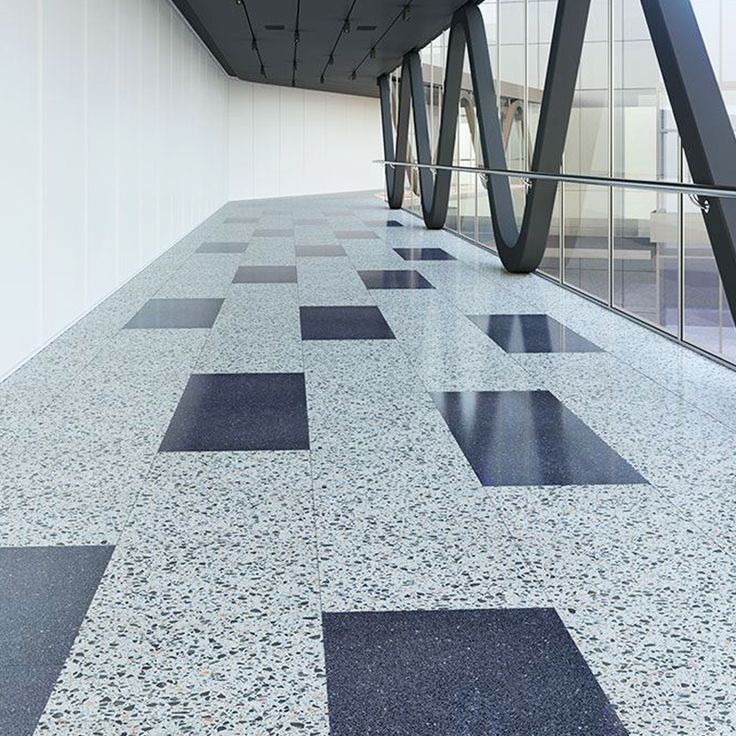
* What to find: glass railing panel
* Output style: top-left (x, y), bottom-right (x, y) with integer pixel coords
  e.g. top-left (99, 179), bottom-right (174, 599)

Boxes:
top-left (563, 183), bottom-right (610, 303)
top-left (613, 186), bottom-right (679, 334)
top-left (683, 195), bottom-right (736, 362)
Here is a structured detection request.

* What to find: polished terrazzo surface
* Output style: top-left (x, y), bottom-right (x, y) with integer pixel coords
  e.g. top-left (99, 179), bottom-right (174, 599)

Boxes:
top-left (0, 190), bottom-right (735, 734)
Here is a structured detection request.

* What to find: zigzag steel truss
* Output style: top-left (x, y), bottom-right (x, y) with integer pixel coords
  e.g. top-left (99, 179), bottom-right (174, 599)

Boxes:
top-left (378, 0), bottom-right (736, 324)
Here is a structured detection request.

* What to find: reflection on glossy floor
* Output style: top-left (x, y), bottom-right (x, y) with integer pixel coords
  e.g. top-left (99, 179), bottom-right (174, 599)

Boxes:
top-left (1, 191), bottom-right (735, 735)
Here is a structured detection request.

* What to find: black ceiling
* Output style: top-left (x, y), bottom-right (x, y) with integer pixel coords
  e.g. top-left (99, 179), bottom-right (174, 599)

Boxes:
top-left (172, 0), bottom-right (474, 98)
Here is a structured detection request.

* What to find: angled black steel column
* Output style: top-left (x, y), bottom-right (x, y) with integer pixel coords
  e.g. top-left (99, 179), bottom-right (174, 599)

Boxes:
top-left (378, 1), bottom-right (591, 271)
top-left (378, 72), bottom-right (410, 209)
top-left (641, 0), bottom-right (736, 324)
top-left (378, 0), bottom-right (736, 325)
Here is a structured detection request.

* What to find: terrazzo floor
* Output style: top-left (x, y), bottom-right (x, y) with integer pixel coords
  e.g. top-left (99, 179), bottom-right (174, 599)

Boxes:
top-left (0, 190), bottom-right (735, 735)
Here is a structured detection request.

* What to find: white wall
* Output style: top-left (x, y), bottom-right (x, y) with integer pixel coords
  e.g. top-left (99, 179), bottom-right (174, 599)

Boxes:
top-left (1, 2), bottom-right (385, 379)
top-left (0, 0), bottom-right (229, 378)
top-left (227, 79), bottom-right (383, 200)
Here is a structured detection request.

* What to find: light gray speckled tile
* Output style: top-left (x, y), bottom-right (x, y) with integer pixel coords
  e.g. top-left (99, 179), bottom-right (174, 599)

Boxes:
top-left (240, 238), bottom-right (296, 266)
top-left (317, 483), bottom-right (542, 612)
top-left (196, 284), bottom-right (302, 373)
top-left (296, 259), bottom-right (374, 306)
top-left (126, 451), bottom-right (313, 548)
top-left (341, 242), bottom-right (414, 270)
top-left (155, 255), bottom-right (241, 298)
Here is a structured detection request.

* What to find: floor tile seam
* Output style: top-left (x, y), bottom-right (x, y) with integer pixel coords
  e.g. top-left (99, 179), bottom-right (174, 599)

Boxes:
top-left (340, 225), bottom-right (550, 608)
top-left (599, 346), bottom-right (736, 438)
top-left (636, 477), bottom-right (736, 562)
top-left (110, 250), bottom-right (245, 547)
top-left (293, 225), bottom-right (329, 630)
top-left (0, 332), bottom-right (124, 459)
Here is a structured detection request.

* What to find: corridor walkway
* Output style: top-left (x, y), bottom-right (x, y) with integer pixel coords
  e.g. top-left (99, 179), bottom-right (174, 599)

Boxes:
top-left (1, 191), bottom-right (734, 735)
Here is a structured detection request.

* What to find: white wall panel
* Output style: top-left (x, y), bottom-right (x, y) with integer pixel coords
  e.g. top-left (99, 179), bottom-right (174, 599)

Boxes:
top-left (0, 0), bottom-right (229, 378)
top-left (0, 0), bottom-right (41, 364)
top-left (42, 0), bottom-right (86, 338)
top-left (228, 79), bottom-right (383, 201)
top-left (1, 1), bottom-right (380, 378)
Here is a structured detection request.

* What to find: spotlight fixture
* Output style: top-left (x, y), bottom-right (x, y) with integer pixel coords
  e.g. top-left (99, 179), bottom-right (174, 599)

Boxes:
top-left (293, 59), bottom-right (298, 71)
top-left (251, 38), bottom-right (258, 51)
top-left (351, 70), bottom-right (357, 80)
top-left (402, 4), bottom-right (411, 21)
top-left (320, 74), bottom-right (325, 84)
top-left (328, 53), bottom-right (334, 66)
top-left (343, 19), bottom-right (351, 34)
top-left (370, 47), bottom-right (376, 59)
top-left (294, 29), bottom-right (300, 43)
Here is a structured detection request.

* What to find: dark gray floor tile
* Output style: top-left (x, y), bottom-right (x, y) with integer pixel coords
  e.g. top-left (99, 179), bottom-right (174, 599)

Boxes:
top-left (124, 298), bottom-right (224, 329)
top-left (430, 390), bottom-right (646, 486)
top-left (0, 666), bottom-right (64, 736)
top-left (196, 242), bottom-right (249, 254)
top-left (0, 545), bottom-right (114, 736)
top-left (468, 314), bottom-right (603, 353)
top-left (322, 608), bottom-right (627, 736)
top-left (394, 247), bottom-right (457, 261)
top-left (233, 266), bottom-right (298, 284)
top-left (159, 373), bottom-right (310, 451)
top-left (300, 306), bottom-right (395, 340)
top-left (358, 270), bottom-right (434, 290)
top-left (0, 545), bottom-right (114, 666)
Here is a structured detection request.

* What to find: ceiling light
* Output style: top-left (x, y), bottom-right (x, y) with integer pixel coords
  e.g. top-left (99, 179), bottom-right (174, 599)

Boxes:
top-left (251, 38), bottom-right (257, 51)
top-left (343, 19), bottom-right (351, 34)
top-left (328, 54), bottom-right (334, 66)
top-left (370, 47), bottom-right (376, 59)
top-left (351, 70), bottom-right (357, 80)
top-left (402, 5), bottom-right (411, 21)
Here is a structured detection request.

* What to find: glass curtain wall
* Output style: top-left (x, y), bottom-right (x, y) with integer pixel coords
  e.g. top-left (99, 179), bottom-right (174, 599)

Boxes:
top-left (389, 0), bottom-right (736, 366)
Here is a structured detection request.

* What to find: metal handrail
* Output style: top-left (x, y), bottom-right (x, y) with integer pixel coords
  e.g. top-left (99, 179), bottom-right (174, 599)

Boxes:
top-left (373, 159), bottom-right (736, 202)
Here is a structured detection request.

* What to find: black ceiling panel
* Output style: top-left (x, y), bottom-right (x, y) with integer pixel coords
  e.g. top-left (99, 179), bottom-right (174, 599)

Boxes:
top-left (172, 0), bottom-right (473, 98)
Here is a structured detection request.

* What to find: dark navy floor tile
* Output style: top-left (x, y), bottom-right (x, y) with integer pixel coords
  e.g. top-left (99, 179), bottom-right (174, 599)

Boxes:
top-left (0, 545), bottom-right (114, 736)
top-left (159, 373), bottom-right (310, 451)
top-left (295, 245), bottom-right (346, 257)
top-left (430, 390), bottom-right (646, 486)
top-left (224, 217), bottom-right (258, 224)
top-left (358, 269), bottom-right (434, 290)
top-left (233, 266), bottom-right (297, 284)
top-left (196, 241), bottom-right (248, 254)
top-left (363, 220), bottom-right (403, 227)
top-left (469, 313), bottom-right (603, 353)
top-left (124, 298), bottom-right (224, 329)
top-left (335, 230), bottom-right (379, 240)
top-left (253, 228), bottom-right (294, 237)
top-left (300, 306), bottom-right (395, 340)
top-left (322, 608), bottom-right (627, 736)
top-left (394, 247), bottom-right (457, 261)
top-left (0, 666), bottom-right (65, 736)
